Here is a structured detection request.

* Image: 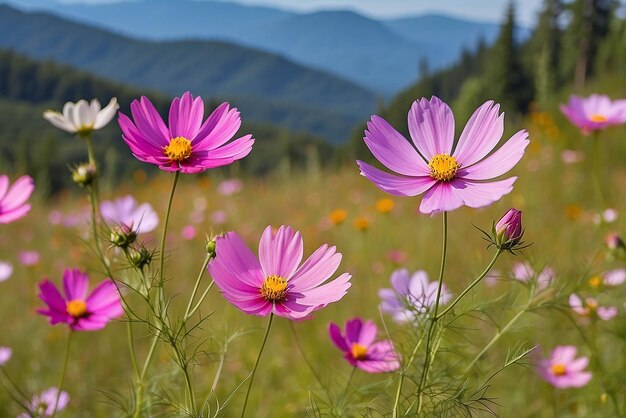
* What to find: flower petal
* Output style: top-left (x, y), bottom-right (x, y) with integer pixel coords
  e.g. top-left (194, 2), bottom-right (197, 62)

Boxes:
top-left (460, 130), bottom-right (529, 180)
top-left (63, 269), bottom-right (89, 301)
top-left (258, 225), bottom-right (303, 279)
top-left (408, 96), bottom-right (455, 160)
top-left (454, 101), bottom-right (504, 166)
top-left (357, 161), bottom-right (436, 197)
top-left (169, 92), bottom-right (204, 139)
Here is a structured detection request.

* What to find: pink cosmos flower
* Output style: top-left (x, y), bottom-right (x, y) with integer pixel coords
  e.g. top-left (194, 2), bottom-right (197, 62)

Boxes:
top-left (19, 251), bottom-right (40, 266)
top-left (182, 225), bottom-right (197, 240)
top-left (512, 262), bottom-right (554, 289)
top-left (218, 178), bottom-right (243, 196)
top-left (0, 346), bottom-right (11, 365)
top-left (118, 92), bottom-right (254, 173)
top-left (208, 225), bottom-right (351, 320)
top-left (560, 94), bottom-right (626, 134)
top-left (538, 345), bottom-right (592, 388)
top-left (37, 268), bottom-right (123, 331)
top-left (379, 269), bottom-right (452, 323)
top-left (100, 195), bottom-right (158, 234)
top-left (569, 294), bottom-right (618, 320)
top-left (0, 261), bottom-right (13, 282)
top-left (356, 97), bottom-right (529, 215)
top-left (18, 387), bottom-right (69, 418)
top-left (329, 318), bottom-right (401, 373)
top-left (0, 175), bottom-right (34, 224)
top-left (602, 268), bottom-right (626, 286)
top-left (560, 150), bottom-right (585, 164)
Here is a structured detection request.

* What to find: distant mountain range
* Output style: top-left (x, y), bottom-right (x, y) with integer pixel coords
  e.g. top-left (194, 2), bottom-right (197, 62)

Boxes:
top-left (1, 0), bottom-right (503, 93)
top-left (0, 4), bottom-right (377, 142)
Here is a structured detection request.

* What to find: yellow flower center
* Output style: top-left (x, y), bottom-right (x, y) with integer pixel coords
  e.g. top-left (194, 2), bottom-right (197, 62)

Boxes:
top-left (66, 299), bottom-right (87, 318)
top-left (428, 154), bottom-right (460, 181)
top-left (589, 114), bottom-right (608, 123)
top-left (551, 363), bottom-right (567, 376)
top-left (260, 275), bottom-right (288, 302)
top-left (164, 137), bottom-right (192, 161)
top-left (350, 343), bottom-right (368, 360)
top-left (588, 276), bottom-right (602, 288)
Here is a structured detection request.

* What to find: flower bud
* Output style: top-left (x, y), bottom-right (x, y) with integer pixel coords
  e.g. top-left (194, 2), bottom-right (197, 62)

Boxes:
top-left (206, 234), bottom-right (220, 259)
top-left (110, 224), bottom-right (137, 248)
top-left (71, 163), bottom-right (97, 187)
top-left (605, 232), bottom-right (625, 251)
top-left (129, 247), bottom-right (152, 269)
top-left (493, 208), bottom-right (523, 250)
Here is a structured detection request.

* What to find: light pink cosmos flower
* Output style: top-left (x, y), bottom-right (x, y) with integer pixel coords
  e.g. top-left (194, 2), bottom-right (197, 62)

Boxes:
top-left (218, 178), bottom-right (243, 196)
top-left (118, 92), bottom-right (254, 173)
top-left (329, 318), bottom-right (401, 373)
top-left (357, 97), bottom-right (529, 215)
top-left (0, 175), bottom-right (34, 224)
top-left (569, 294), bottom-right (618, 320)
top-left (0, 261), bottom-right (12, 282)
top-left (37, 268), bottom-right (123, 331)
top-left (19, 251), bottom-right (40, 266)
top-left (379, 269), bottom-right (452, 323)
top-left (538, 345), bottom-right (592, 388)
top-left (560, 150), bottom-right (585, 164)
top-left (208, 225), bottom-right (351, 320)
top-left (181, 225), bottom-right (197, 240)
top-left (100, 195), bottom-right (158, 234)
top-left (512, 262), bottom-right (554, 289)
top-left (560, 94), bottom-right (626, 135)
top-left (0, 346), bottom-right (11, 365)
top-left (18, 387), bottom-right (69, 418)
top-left (602, 268), bottom-right (626, 286)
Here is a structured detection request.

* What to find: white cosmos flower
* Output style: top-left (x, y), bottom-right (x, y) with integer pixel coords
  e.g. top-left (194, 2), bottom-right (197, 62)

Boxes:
top-left (43, 97), bottom-right (119, 134)
top-left (0, 261), bottom-right (13, 282)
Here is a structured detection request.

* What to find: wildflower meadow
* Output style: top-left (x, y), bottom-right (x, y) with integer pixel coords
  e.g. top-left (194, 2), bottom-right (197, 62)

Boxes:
top-left (1, 1), bottom-right (626, 418)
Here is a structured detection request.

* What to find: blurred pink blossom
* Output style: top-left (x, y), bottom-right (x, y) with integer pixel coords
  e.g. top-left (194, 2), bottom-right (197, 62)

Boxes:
top-left (0, 261), bottom-right (13, 282)
top-left (19, 251), bottom-right (40, 266)
top-left (218, 179), bottom-right (243, 196)
top-left (182, 225), bottom-right (197, 240)
top-left (560, 150), bottom-right (585, 164)
top-left (211, 210), bottom-right (228, 225)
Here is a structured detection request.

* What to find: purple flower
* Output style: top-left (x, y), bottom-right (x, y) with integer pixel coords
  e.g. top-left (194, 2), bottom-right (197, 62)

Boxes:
top-left (100, 195), bottom-right (158, 234)
top-left (379, 269), bottom-right (452, 323)
top-left (329, 318), bottom-right (401, 373)
top-left (218, 178), bottom-right (243, 196)
top-left (0, 261), bottom-right (13, 282)
top-left (538, 346), bottom-right (592, 388)
top-left (494, 208), bottom-right (523, 249)
top-left (0, 346), bottom-right (11, 365)
top-left (118, 92), bottom-right (254, 173)
top-left (569, 294), bottom-right (618, 321)
top-left (18, 387), bottom-right (69, 418)
top-left (512, 262), bottom-right (554, 289)
top-left (19, 251), bottom-right (40, 266)
top-left (601, 269), bottom-right (626, 286)
top-left (208, 226), bottom-right (351, 320)
top-left (356, 97), bottom-right (529, 215)
top-left (560, 94), bottom-right (626, 134)
top-left (37, 268), bottom-right (123, 331)
top-left (0, 175), bottom-right (34, 224)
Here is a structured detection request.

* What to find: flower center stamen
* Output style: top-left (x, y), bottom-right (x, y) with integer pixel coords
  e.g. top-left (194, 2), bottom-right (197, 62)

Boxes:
top-left (350, 343), bottom-right (368, 360)
top-left (260, 275), bottom-right (288, 302)
top-left (66, 299), bottom-right (87, 318)
top-left (428, 154), bottom-right (460, 181)
top-left (589, 114), bottom-right (608, 123)
top-left (588, 276), bottom-right (602, 288)
top-left (551, 363), bottom-right (567, 376)
top-left (164, 137), bottom-right (192, 161)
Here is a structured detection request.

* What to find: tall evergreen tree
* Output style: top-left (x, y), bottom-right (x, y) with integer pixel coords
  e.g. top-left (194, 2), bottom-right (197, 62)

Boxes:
top-left (484, 1), bottom-right (533, 113)
top-left (561, 0), bottom-right (616, 88)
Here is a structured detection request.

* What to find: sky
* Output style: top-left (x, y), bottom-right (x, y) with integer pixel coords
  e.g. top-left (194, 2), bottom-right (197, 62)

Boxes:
top-left (55, 0), bottom-right (545, 25)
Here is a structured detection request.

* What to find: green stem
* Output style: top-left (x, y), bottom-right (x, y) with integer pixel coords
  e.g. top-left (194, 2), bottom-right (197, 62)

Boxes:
top-left (436, 250), bottom-right (503, 320)
top-left (591, 132), bottom-right (607, 209)
top-left (587, 322), bottom-right (621, 416)
top-left (127, 321), bottom-right (140, 380)
top-left (338, 367), bottom-right (356, 407)
top-left (157, 171), bottom-right (179, 316)
top-left (51, 331), bottom-right (73, 418)
top-left (182, 362), bottom-right (196, 414)
top-left (392, 337), bottom-right (423, 418)
top-left (183, 253), bottom-right (212, 321)
top-left (416, 212), bottom-right (448, 415)
top-left (463, 303), bottom-right (529, 374)
top-left (187, 280), bottom-right (215, 319)
top-left (241, 314), bottom-right (274, 418)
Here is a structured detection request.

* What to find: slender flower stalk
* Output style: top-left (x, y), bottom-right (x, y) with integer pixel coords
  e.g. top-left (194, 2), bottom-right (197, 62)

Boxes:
top-left (183, 253), bottom-right (212, 321)
top-left (591, 132), bottom-right (606, 209)
top-left (51, 331), bottom-right (73, 418)
top-left (158, 171), bottom-right (180, 315)
top-left (241, 314), bottom-right (274, 418)
top-left (415, 212), bottom-right (448, 414)
top-left (338, 367), bottom-right (356, 406)
top-left (436, 249), bottom-right (503, 319)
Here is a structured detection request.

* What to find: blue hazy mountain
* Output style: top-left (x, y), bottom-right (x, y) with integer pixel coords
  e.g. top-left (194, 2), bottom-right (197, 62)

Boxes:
top-left (0, 4), bottom-right (378, 142)
top-left (1, 0), bottom-right (502, 93)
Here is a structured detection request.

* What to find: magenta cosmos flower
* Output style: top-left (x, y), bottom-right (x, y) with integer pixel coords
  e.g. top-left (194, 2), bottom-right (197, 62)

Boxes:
top-left (208, 225), bottom-right (351, 320)
top-left (329, 318), bottom-right (400, 373)
top-left (118, 92), bottom-right (254, 173)
top-left (0, 175), bottom-right (34, 224)
top-left (538, 345), bottom-right (592, 388)
top-left (37, 268), bottom-right (123, 331)
top-left (560, 94), bottom-right (626, 134)
top-left (357, 97), bottom-right (529, 215)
